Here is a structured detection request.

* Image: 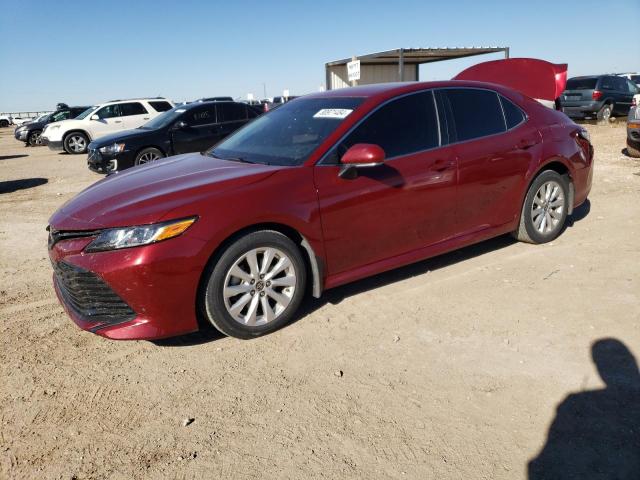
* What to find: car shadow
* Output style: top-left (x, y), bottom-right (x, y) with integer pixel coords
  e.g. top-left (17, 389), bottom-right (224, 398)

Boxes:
top-left (0, 154), bottom-right (28, 161)
top-left (0, 177), bottom-right (48, 194)
top-left (153, 206), bottom-right (591, 347)
top-left (528, 338), bottom-right (640, 479)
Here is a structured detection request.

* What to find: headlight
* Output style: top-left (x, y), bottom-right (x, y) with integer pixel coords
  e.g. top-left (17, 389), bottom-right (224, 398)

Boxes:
top-left (85, 217), bottom-right (197, 252)
top-left (99, 143), bottom-right (126, 155)
top-left (577, 127), bottom-right (590, 142)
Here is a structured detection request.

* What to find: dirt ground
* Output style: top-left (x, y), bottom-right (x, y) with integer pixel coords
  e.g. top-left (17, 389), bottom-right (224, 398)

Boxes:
top-left (0, 122), bottom-right (638, 480)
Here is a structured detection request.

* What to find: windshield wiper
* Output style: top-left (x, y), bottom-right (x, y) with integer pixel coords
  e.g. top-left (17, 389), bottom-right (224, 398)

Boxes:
top-left (209, 152), bottom-right (254, 164)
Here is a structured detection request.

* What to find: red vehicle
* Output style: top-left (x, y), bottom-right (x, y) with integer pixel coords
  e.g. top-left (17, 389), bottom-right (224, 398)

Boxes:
top-left (48, 80), bottom-right (593, 340)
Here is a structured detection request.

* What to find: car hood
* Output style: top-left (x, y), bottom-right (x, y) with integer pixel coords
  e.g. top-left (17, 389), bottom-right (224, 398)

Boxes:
top-left (47, 118), bottom-right (87, 131)
top-left (18, 120), bottom-right (45, 130)
top-left (89, 128), bottom-right (157, 148)
top-left (49, 153), bottom-right (281, 230)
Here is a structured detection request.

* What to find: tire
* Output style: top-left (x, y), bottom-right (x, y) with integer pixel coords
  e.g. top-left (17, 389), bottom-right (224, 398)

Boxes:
top-left (627, 140), bottom-right (640, 158)
top-left (63, 132), bottom-right (89, 154)
top-left (596, 103), bottom-right (613, 122)
top-left (28, 130), bottom-right (42, 147)
top-left (0, 120), bottom-right (9, 128)
top-left (512, 170), bottom-right (570, 244)
top-left (201, 230), bottom-right (307, 339)
top-left (134, 147), bottom-right (164, 166)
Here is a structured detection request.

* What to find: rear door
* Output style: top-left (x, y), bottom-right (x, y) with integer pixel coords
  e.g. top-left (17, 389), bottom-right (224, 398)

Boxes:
top-left (439, 87), bottom-right (539, 235)
top-left (314, 90), bottom-right (458, 277)
top-left (171, 105), bottom-right (220, 154)
top-left (120, 102), bottom-right (151, 129)
top-left (216, 103), bottom-right (250, 140)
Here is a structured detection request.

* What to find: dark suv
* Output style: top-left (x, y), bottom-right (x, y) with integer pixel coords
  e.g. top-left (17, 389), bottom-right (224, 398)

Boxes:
top-left (14, 105), bottom-right (89, 146)
top-left (560, 75), bottom-right (639, 121)
top-left (87, 101), bottom-right (261, 173)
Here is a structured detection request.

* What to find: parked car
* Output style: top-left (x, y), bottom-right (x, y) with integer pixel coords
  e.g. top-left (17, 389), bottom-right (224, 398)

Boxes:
top-left (618, 72), bottom-right (640, 87)
top-left (11, 116), bottom-right (36, 126)
top-left (87, 101), bottom-right (260, 173)
top-left (197, 96), bottom-right (234, 102)
top-left (41, 98), bottom-right (174, 154)
top-left (559, 75), bottom-right (639, 121)
top-left (627, 105), bottom-right (640, 157)
top-left (14, 105), bottom-right (89, 146)
top-left (0, 115), bottom-right (13, 127)
top-left (47, 81), bottom-right (593, 340)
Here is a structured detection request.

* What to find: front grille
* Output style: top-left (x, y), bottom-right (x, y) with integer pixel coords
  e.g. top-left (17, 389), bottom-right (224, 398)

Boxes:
top-left (631, 131), bottom-right (640, 141)
top-left (48, 227), bottom-right (99, 249)
top-left (54, 261), bottom-right (136, 325)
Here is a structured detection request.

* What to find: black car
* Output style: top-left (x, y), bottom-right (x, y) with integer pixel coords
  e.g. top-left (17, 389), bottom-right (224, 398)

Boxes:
top-left (87, 101), bottom-right (261, 173)
top-left (559, 75), bottom-right (639, 121)
top-left (14, 104), bottom-right (89, 146)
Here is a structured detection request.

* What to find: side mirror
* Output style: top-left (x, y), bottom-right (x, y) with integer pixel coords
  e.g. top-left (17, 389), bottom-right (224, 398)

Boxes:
top-left (90, 114), bottom-right (99, 121)
top-left (339, 143), bottom-right (386, 179)
top-left (173, 120), bottom-right (188, 130)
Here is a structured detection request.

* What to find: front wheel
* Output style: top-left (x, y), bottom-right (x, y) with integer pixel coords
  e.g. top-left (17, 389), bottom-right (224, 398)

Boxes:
top-left (0, 119), bottom-right (9, 128)
top-left (134, 147), bottom-right (164, 166)
top-left (513, 170), bottom-right (570, 244)
top-left (63, 132), bottom-right (89, 154)
top-left (28, 130), bottom-right (42, 146)
top-left (201, 231), bottom-right (307, 339)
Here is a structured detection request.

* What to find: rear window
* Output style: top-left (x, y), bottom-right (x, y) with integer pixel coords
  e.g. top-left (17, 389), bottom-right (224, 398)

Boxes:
top-left (500, 96), bottom-right (526, 129)
top-left (442, 88), bottom-right (506, 142)
top-left (120, 102), bottom-right (148, 116)
top-left (149, 101), bottom-right (173, 112)
top-left (218, 103), bottom-right (247, 122)
top-left (566, 78), bottom-right (598, 90)
top-left (631, 75), bottom-right (640, 84)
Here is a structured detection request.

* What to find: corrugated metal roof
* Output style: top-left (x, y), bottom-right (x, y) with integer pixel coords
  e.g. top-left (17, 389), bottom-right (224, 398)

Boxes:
top-left (326, 47), bottom-right (509, 66)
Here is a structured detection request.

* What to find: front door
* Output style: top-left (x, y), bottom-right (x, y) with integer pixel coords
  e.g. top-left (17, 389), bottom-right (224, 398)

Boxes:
top-left (87, 104), bottom-right (125, 140)
top-left (314, 90), bottom-right (458, 278)
top-left (171, 105), bottom-right (222, 154)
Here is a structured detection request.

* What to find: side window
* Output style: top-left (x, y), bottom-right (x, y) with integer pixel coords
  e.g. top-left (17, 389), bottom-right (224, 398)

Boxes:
top-left (149, 101), bottom-right (173, 112)
top-left (500, 96), bottom-right (526, 129)
top-left (334, 91), bottom-right (439, 160)
top-left (120, 102), bottom-right (148, 116)
top-left (96, 104), bottom-right (120, 119)
top-left (218, 103), bottom-right (247, 122)
top-left (188, 107), bottom-right (216, 126)
top-left (600, 77), bottom-right (614, 90)
top-left (442, 89), bottom-right (506, 142)
top-left (51, 110), bottom-right (71, 122)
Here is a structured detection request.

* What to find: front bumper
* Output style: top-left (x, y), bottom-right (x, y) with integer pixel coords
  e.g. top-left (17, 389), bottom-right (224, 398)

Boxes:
top-left (87, 145), bottom-right (136, 173)
top-left (48, 231), bottom-right (210, 340)
top-left (42, 136), bottom-right (64, 151)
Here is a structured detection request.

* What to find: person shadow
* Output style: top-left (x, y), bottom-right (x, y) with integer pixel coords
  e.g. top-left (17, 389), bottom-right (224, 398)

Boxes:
top-left (528, 338), bottom-right (640, 479)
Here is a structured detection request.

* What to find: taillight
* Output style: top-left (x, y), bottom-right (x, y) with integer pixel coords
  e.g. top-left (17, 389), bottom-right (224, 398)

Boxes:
top-left (592, 90), bottom-right (603, 101)
top-left (633, 97), bottom-right (637, 107)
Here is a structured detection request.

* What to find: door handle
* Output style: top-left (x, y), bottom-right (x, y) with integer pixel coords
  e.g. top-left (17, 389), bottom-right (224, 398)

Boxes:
top-left (115, 120), bottom-right (122, 124)
top-left (516, 139), bottom-right (538, 150)
top-left (143, 117), bottom-right (150, 120)
top-left (432, 159), bottom-right (455, 172)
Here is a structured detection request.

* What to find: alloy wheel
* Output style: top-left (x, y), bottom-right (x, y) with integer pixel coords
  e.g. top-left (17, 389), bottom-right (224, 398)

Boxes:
top-left (68, 135), bottom-right (86, 153)
top-left (223, 247), bottom-right (297, 326)
top-left (29, 131), bottom-right (42, 146)
top-left (137, 151), bottom-right (160, 165)
top-left (531, 180), bottom-right (565, 235)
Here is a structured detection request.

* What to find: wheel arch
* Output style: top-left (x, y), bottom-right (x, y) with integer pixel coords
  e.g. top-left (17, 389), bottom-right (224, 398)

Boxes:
top-left (63, 129), bottom-right (91, 142)
top-left (134, 145), bottom-right (167, 160)
top-left (527, 158), bottom-right (575, 214)
top-left (196, 222), bottom-right (324, 315)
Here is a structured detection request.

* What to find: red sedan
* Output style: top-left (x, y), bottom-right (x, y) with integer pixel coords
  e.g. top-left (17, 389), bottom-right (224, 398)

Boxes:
top-left (48, 81), bottom-right (593, 340)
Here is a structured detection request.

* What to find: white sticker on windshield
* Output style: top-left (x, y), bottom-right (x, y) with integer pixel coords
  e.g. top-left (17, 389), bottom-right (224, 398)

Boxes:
top-left (313, 108), bottom-right (353, 119)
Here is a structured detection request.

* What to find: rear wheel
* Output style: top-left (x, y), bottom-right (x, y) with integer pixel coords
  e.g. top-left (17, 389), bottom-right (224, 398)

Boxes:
top-left (597, 103), bottom-right (613, 122)
top-left (0, 119), bottom-right (9, 128)
top-left (513, 170), bottom-right (569, 244)
top-left (63, 132), bottom-right (88, 154)
top-left (28, 130), bottom-right (42, 146)
top-left (201, 230), bottom-right (307, 339)
top-left (134, 147), bottom-right (164, 166)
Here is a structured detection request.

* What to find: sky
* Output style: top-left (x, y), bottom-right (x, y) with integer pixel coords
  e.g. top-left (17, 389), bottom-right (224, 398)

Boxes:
top-left (1, 0), bottom-right (638, 112)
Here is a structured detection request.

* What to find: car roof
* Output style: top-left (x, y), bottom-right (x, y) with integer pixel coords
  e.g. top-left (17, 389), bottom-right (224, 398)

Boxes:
top-left (304, 80), bottom-right (524, 102)
top-left (102, 97), bottom-right (171, 105)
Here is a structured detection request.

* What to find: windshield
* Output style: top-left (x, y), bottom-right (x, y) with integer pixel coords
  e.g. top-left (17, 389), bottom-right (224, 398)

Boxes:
top-left (566, 78), bottom-right (598, 90)
top-left (140, 106), bottom-right (187, 129)
top-left (75, 106), bottom-right (98, 120)
top-left (209, 97), bottom-right (364, 166)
